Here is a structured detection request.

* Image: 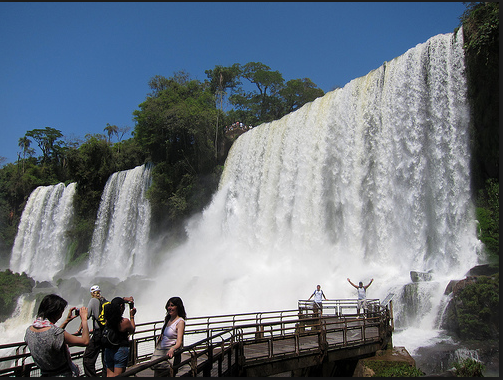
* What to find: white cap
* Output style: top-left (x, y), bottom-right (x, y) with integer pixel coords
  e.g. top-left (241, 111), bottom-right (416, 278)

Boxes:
top-left (90, 285), bottom-right (100, 293)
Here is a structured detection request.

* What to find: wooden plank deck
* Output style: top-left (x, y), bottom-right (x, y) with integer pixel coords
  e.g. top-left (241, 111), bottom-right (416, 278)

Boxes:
top-left (127, 317), bottom-right (384, 377)
top-left (1, 300), bottom-right (394, 377)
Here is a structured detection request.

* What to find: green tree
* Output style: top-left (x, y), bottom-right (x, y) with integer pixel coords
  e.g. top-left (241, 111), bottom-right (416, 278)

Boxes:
top-left (133, 73), bottom-right (216, 169)
top-left (25, 127), bottom-right (64, 164)
top-left (104, 123), bottom-right (119, 144)
top-left (66, 134), bottom-right (114, 216)
top-left (133, 73), bottom-right (219, 224)
top-left (225, 62), bottom-right (324, 126)
top-left (17, 136), bottom-right (35, 174)
top-left (205, 64), bottom-right (241, 158)
top-left (64, 134), bottom-right (116, 257)
top-left (280, 78), bottom-right (325, 114)
top-left (232, 62), bottom-right (285, 124)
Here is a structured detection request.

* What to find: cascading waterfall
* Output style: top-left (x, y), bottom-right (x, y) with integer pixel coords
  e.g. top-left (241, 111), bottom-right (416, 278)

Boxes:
top-left (0, 295), bottom-right (37, 368)
top-left (85, 163), bottom-right (153, 280)
top-left (9, 182), bottom-right (77, 282)
top-left (145, 29), bottom-right (482, 353)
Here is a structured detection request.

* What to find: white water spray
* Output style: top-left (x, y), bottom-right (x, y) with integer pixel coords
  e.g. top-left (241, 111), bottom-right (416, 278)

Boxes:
top-left (144, 30), bottom-right (482, 345)
top-left (86, 163), bottom-right (153, 280)
top-left (9, 182), bottom-right (77, 282)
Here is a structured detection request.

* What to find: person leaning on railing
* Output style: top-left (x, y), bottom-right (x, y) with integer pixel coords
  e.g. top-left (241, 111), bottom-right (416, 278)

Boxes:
top-left (307, 284), bottom-right (328, 316)
top-left (24, 294), bottom-right (90, 377)
top-left (151, 296), bottom-right (186, 376)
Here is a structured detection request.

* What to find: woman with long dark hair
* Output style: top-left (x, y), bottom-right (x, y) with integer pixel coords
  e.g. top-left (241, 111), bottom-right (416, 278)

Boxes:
top-left (151, 296), bottom-right (186, 376)
top-left (24, 294), bottom-right (90, 377)
top-left (102, 297), bottom-right (136, 377)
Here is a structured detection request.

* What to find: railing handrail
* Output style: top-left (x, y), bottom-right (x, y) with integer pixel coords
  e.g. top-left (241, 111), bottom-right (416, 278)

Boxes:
top-left (119, 327), bottom-right (243, 377)
top-left (0, 299), bottom-right (393, 377)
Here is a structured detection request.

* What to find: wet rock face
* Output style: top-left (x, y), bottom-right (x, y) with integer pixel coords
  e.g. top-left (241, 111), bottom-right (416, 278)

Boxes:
top-left (465, 264), bottom-right (499, 277)
top-left (414, 342), bottom-right (460, 375)
top-left (410, 271), bottom-right (432, 282)
top-left (413, 340), bottom-right (499, 377)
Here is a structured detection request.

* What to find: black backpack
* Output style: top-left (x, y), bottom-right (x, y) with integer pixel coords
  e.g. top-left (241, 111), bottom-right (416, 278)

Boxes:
top-left (101, 325), bottom-right (119, 348)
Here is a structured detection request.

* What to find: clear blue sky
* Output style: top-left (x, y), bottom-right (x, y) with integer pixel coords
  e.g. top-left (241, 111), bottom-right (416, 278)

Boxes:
top-left (1, 2), bottom-right (467, 166)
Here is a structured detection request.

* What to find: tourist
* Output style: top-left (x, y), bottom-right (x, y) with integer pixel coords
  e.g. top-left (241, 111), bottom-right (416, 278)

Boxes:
top-left (347, 278), bottom-right (373, 317)
top-left (151, 296), bottom-right (186, 376)
top-left (102, 297), bottom-right (136, 377)
top-left (24, 294), bottom-right (90, 377)
top-left (80, 284), bottom-right (134, 377)
top-left (307, 284), bottom-right (328, 316)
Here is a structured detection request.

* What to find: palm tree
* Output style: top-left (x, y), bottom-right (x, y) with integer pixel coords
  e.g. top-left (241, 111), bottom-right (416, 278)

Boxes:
top-left (104, 123), bottom-right (119, 144)
top-left (18, 136), bottom-right (33, 173)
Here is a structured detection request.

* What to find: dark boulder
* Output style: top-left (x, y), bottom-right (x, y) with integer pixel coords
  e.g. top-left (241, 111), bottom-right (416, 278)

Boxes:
top-left (465, 264), bottom-right (499, 277)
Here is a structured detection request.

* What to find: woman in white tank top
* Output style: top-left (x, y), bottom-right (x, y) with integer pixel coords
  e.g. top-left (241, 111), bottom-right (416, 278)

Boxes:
top-left (152, 297), bottom-right (186, 376)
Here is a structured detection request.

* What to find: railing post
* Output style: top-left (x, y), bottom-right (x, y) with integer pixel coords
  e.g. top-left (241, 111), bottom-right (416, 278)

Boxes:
top-left (255, 324), bottom-right (264, 340)
top-left (297, 309), bottom-right (306, 333)
top-left (203, 343), bottom-right (213, 377)
top-left (389, 300), bottom-right (394, 331)
top-left (343, 318), bottom-right (348, 346)
top-left (190, 348), bottom-right (198, 377)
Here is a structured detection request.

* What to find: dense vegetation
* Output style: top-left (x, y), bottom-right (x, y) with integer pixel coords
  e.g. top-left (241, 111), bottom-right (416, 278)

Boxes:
top-left (460, 2), bottom-right (499, 262)
top-left (456, 273), bottom-right (499, 340)
top-left (452, 357), bottom-right (485, 377)
top-left (364, 360), bottom-right (424, 377)
top-left (0, 269), bottom-right (34, 320)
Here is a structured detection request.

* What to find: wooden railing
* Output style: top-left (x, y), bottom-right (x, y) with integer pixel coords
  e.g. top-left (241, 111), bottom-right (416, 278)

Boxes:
top-left (0, 298), bottom-right (393, 377)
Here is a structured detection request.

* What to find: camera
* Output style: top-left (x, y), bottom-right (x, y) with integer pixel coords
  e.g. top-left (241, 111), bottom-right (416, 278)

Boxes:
top-left (74, 308), bottom-right (80, 316)
top-left (126, 301), bottom-right (134, 308)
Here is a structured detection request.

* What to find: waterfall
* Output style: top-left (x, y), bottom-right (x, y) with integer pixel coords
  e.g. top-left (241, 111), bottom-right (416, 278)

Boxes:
top-left (0, 295), bottom-right (37, 368)
top-left (145, 29), bottom-right (482, 344)
top-left (9, 182), bottom-right (77, 282)
top-left (86, 163), bottom-right (153, 280)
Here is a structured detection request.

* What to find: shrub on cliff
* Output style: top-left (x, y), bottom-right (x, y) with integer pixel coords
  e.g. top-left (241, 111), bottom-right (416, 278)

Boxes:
top-left (0, 269), bottom-right (35, 322)
top-left (364, 361), bottom-right (424, 377)
top-left (443, 273), bottom-right (499, 341)
top-left (453, 357), bottom-right (485, 377)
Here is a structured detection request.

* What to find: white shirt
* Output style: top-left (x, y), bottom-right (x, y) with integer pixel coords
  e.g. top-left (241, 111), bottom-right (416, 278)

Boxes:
top-left (357, 287), bottom-right (366, 300)
top-left (313, 290), bottom-right (324, 303)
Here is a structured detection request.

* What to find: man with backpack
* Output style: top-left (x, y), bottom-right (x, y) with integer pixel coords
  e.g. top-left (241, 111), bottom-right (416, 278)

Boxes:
top-left (79, 285), bottom-right (134, 377)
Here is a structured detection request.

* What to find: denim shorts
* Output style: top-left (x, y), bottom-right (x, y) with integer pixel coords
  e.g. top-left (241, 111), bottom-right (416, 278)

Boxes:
top-left (104, 346), bottom-right (129, 369)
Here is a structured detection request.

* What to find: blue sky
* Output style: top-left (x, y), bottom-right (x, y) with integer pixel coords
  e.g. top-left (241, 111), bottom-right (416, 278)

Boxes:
top-left (1, 2), bottom-right (467, 166)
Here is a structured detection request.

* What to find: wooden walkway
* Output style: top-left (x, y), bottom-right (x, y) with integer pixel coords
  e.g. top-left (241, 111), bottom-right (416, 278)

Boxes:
top-left (122, 313), bottom-right (390, 377)
top-left (0, 299), bottom-right (393, 377)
